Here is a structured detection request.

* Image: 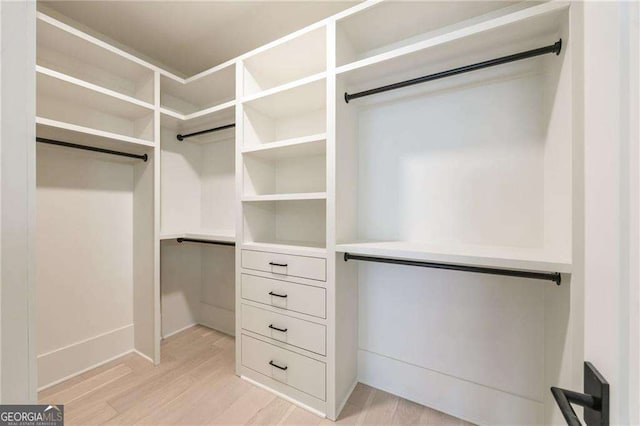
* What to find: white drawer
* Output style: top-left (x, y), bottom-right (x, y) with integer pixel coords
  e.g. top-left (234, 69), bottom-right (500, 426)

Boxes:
top-left (241, 304), bottom-right (326, 355)
top-left (241, 274), bottom-right (326, 318)
top-left (241, 334), bottom-right (326, 401)
top-left (241, 249), bottom-right (326, 282)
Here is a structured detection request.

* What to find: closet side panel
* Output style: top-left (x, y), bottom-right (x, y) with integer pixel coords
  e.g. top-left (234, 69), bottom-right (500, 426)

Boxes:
top-left (133, 152), bottom-right (156, 360)
top-left (36, 148), bottom-right (134, 388)
top-left (0, 0), bottom-right (37, 402)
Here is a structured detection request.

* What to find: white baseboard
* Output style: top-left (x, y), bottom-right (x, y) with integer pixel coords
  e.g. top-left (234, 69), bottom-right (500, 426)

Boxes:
top-left (37, 324), bottom-right (134, 390)
top-left (358, 349), bottom-right (543, 426)
top-left (199, 303), bottom-right (235, 336)
top-left (162, 322), bottom-right (198, 339)
top-left (133, 349), bottom-right (155, 364)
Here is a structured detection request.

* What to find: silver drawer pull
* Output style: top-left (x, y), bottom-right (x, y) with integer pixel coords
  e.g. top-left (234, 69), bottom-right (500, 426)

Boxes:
top-left (269, 360), bottom-right (288, 371)
top-left (268, 291), bottom-right (287, 298)
top-left (268, 324), bottom-right (288, 333)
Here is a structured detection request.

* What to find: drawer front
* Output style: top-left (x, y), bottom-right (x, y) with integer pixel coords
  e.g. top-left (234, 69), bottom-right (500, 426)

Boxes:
top-left (241, 334), bottom-right (326, 401)
top-left (241, 274), bottom-right (326, 318)
top-left (241, 304), bottom-right (326, 355)
top-left (241, 250), bottom-right (326, 282)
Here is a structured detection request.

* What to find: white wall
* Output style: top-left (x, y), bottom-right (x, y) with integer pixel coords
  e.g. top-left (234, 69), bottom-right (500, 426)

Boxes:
top-left (0, 0), bottom-right (37, 403)
top-left (583, 2), bottom-right (640, 424)
top-left (36, 147), bottom-right (135, 388)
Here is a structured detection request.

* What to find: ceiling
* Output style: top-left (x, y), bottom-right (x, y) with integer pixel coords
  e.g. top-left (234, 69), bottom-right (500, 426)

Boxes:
top-left (40, 1), bottom-right (357, 77)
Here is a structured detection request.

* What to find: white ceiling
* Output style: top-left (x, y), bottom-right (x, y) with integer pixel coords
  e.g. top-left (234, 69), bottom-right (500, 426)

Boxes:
top-left (40, 1), bottom-right (357, 77)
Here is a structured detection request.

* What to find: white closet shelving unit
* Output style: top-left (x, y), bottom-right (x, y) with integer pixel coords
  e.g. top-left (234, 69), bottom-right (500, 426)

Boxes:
top-left (35, 1), bottom-right (580, 425)
top-left (35, 10), bottom-right (159, 388)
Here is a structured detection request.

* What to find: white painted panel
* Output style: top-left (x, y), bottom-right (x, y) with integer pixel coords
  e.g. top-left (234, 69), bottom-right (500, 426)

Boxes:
top-left (356, 72), bottom-right (546, 249)
top-left (358, 262), bottom-right (544, 403)
top-left (358, 349), bottom-right (543, 426)
top-left (160, 240), bottom-right (201, 337)
top-left (36, 147), bottom-right (134, 356)
top-left (201, 244), bottom-right (235, 333)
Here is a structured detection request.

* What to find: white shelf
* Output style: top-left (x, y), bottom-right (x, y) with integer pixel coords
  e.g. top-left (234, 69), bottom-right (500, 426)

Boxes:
top-left (243, 26), bottom-right (326, 97)
top-left (161, 64), bottom-right (235, 115)
top-left (241, 241), bottom-right (326, 257)
top-left (334, 241), bottom-right (572, 274)
top-left (37, 66), bottom-right (154, 114)
top-left (242, 192), bottom-right (327, 202)
top-left (160, 102), bottom-right (236, 144)
top-left (242, 134), bottom-right (326, 159)
top-left (336, 2), bottom-right (569, 89)
top-left (37, 12), bottom-right (155, 104)
top-left (241, 72), bottom-right (326, 106)
top-left (243, 77), bottom-right (326, 118)
top-left (36, 117), bottom-right (153, 155)
top-left (160, 231), bottom-right (235, 244)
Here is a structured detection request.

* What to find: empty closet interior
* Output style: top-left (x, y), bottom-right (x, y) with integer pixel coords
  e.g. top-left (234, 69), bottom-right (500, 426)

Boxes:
top-left (33, 1), bottom-right (581, 425)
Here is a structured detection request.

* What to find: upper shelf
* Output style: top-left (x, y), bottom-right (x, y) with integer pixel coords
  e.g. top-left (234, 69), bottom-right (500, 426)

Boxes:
top-left (37, 66), bottom-right (155, 142)
top-left (37, 13), bottom-right (155, 105)
top-left (36, 117), bottom-right (153, 156)
top-left (242, 134), bottom-right (326, 159)
top-left (337, 2), bottom-right (569, 91)
top-left (243, 76), bottom-right (326, 119)
top-left (160, 64), bottom-right (235, 115)
top-left (243, 26), bottom-right (326, 97)
top-left (160, 102), bottom-right (235, 144)
top-left (335, 241), bottom-right (572, 275)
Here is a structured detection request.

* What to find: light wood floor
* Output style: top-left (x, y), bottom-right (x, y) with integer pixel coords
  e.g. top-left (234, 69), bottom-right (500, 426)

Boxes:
top-left (39, 325), bottom-right (474, 425)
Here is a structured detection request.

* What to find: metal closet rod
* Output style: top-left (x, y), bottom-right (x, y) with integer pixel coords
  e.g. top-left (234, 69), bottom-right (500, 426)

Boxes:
top-left (176, 237), bottom-right (235, 247)
top-left (176, 123), bottom-right (236, 141)
top-left (343, 252), bottom-right (562, 285)
top-left (36, 137), bottom-right (148, 162)
top-left (344, 39), bottom-right (562, 103)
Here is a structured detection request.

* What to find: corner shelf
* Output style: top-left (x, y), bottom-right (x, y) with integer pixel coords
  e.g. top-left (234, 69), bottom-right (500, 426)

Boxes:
top-left (160, 231), bottom-right (235, 244)
top-left (242, 192), bottom-right (327, 202)
top-left (160, 102), bottom-right (236, 144)
top-left (160, 64), bottom-right (235, 115)
top-left (334, 241), bottom-right (572, 275)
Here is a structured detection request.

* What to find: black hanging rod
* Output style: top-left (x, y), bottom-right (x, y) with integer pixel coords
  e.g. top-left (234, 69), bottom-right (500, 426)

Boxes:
top-left (344, 39), bottom-right (562, 103)
top-left (36, 137), bottom-right (148, 162)
top-left (176, 237), bottom-right (235, 247)
top-left (177, 123), bottom-right (235, 141)
top-left (343, 252), bottom-right (561, 285)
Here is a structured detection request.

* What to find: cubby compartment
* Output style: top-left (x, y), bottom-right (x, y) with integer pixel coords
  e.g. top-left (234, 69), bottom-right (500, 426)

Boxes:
top-left (336, 1), bottom-right (532, 68)
top-left (37, 14), bottom-right (155, 104)
top-left (243, 137), bottom-right (326, 198)
top-left (37, 68), bottom-right (155, 143)
top-left (160, 111), bottom-right (235, 240)
top-left (243, 26), bottom-right (326, 96)
top-left (243, 78), bottom-right (326, 148)
top-left (161, 64), bottom-right (235, 116)
top-left (335, 5), bottom-right (572, 273)
top-left (243, 199), bottom-right (326, 249)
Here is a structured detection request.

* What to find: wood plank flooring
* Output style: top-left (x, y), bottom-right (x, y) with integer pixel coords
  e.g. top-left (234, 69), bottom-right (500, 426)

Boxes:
top-left (39, 325), bottom-right (474, 425)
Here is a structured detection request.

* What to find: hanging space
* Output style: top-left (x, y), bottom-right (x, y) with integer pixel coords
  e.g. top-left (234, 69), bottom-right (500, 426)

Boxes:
top-left (159, 64), bottom-right (237, 338)
top-left (333, 2), bottom-right (575, 425)
top-left (35, 11), bottom-right (158, 389)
